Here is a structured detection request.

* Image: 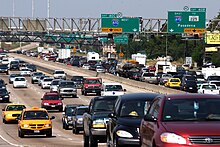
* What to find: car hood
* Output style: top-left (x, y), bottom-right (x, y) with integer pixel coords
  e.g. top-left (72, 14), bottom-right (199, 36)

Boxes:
top-left (117, 117), bottom-right (142, 127)
top-left (162, 121), bottom-right (220, 135)
top-left (42, 100), bottom-right (62, 104)
top-left (4, 111), bottom-right (22, 115)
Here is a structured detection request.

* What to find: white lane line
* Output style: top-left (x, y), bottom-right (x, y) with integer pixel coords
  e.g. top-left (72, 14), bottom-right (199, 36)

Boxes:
top-left (67, 138), bottom-right (73, 141)
top-left (0, 135), bottom-right (22, 147)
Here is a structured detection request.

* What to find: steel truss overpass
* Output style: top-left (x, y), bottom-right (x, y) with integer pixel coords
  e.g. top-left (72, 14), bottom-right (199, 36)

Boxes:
top-left (0, 16), bottom-right (219, 45)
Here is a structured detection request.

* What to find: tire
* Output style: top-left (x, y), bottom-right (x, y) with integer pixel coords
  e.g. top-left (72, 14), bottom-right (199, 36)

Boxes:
top-left (75, 127), bottom-right (79, 134)
top-left (59, 108), bottom-right (63, 112)
top-left (64, 123), bottom-right (69, 130)
top-left (62, 122), bottom-right (65, 129)
top-left (84, 92), bottom-right (87, 96)
top-left (18, 129), bottom-right (24, 138)
top-left (88, 134), bottom-right (98, 147)
top-left (46, 130), bottom-right (52, 137)
top-left (84, 133), bottom-right (89, 147)
top-left (31, 80), bottom-right (34, 84)
top-left (3, 118), bottom-right (6, 124)
top-left (81, 90), bottom-right (84, 95)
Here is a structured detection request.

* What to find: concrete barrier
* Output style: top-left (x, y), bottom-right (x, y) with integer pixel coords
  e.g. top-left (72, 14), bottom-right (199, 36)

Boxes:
top-left (9, 53), bottom-right (186, 94)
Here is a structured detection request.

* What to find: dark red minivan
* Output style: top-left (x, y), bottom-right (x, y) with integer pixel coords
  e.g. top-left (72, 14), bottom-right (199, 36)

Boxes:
top-left (140, 94), bottom-right (220, 147)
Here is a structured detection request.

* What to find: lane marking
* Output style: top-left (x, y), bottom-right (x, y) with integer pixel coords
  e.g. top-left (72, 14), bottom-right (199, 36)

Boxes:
top-left (0, 135), bottom-right (22, 147)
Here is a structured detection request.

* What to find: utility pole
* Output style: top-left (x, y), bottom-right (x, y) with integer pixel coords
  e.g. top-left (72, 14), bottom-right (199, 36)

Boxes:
top-left (32, 0), bottom-right (34, 18)
top-left (12, 0), bottom-right (15, 17)
top-left (47, 0), bottom-right (50, 19)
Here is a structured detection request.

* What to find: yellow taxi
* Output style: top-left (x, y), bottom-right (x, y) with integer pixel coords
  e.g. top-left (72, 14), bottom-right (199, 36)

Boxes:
top-left (164, 78), bottom-right (181, 88)
top-left (2, 104), bottom-right (26, 123)
top-left (17, 106), bottom-right (55, 138)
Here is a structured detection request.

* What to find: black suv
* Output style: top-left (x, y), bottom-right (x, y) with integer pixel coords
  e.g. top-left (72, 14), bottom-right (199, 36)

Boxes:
top-left (180, 75), bottom-right (197, 93)
top-left (10, 61), bottom-right (20, 70)
top-left (62, 104), bottom-right (83, 130)
top-left (106, 93), bottom-right (159, 147)
top-left (0, 88), bottom-right (10, 102)
top-left (83, 96), bottom-right (118, 147)
top-left (0, 64), bottom-right (9, 75)
top-left (71, 76), bottom-right (84, 89)
top-left (0, 79), bottom-right (7, 89)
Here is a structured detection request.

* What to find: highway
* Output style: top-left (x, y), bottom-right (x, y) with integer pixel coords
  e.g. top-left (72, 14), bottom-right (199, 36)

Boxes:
top-left (0, 54), bottom-right (153, 147)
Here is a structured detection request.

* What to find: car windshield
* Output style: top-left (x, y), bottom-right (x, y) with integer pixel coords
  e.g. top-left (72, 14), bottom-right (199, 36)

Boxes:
top-left (10, 74), bottom-right (20, 78)
top-left (202, 85), bottom-right (216, 89)
top-left (51, 80), bottom-right (60, 85)
top-left (186, 76), bottom-right (196, 81)
top-left (72, 77), bottom-right (83, 81)
top-left (44, 95), bottom-right (60, 100)
top-left (77, 108), bottom-right (88, 115)
top-left (85, 79), bottom-right (101, 84)
top-left (23, 111), bottom-right (49, 120)
top-left (170, 79), bottom-right (180, 82)
top-left (33, 72), bottom-right (43, 76)
top-left (162, 98), bottom-right (220, 121)
top-left (210, 82), bottom-right (220, 86)
top-left (6, 105), bottom-right (26, 111)
top-left (21, 69), bottom-right (29, 71)
top-left (93, 99), bottom-right (116, 112)
top-left (0, 64), bottom-right (8, 68)
top-left (66, 107), bottom-right (75, 116)
top-left (143, 73), bottom-right (154, 76)
top-left (44, 78), bottom-right (53, 82)
top-left (15, 78), bottom-right (25, 81)
top-left (208, 76), bottom-right (220, 81)
top-left (0, 89), bottom-right (8, 94)
top-left (55, 71), bottom-right (64, 74)
top-left (60, 81), bottom-right (74, 86)
top-left (120, 101), bottom-right (146, 118)
top-left (197, 75), bottom-right (204, 79)
top-left (105, 85), bottom-right (123, 91)
top-left (0, 80), bottom-right (5, 85)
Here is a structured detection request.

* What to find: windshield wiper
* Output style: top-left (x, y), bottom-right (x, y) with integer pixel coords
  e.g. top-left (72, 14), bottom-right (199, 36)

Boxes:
top-left (120, 115), bottom-right (140, 118)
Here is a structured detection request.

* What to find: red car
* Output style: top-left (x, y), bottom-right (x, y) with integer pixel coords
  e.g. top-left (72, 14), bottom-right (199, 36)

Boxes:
top-left (140, 94), bottom-right (220, 147)
top-left (41, 92), bottom-right (63, 112)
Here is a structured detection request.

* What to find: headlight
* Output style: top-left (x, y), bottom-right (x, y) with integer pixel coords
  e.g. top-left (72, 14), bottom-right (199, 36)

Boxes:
top-left (43, 103), bottom-right (49, 105)
top-left (67, 116), bottom-right (72, 121)
top-left (77, 118), bottom-right (83, 124)
top-left (22, 124), bottom-right (29, 128)
top-left (6, 114), bottom-right (12, 116)
top-left (45, 124), bottom-right (51, 127)
top-left (92, 119), bottom-right (105, 128)
top-left (116, 130), bottom-right (133, 138)
top-left (160, 132), bottom-right (186, 144)
top-left (4, 95), bottom-right (9, 98)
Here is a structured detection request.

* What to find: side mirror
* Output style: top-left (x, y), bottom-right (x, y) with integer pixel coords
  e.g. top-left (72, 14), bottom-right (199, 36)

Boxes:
top-left (5, 83), bottom-right (7, 85)
top-left (2, 108), bottom-right (5, 111)
top-left (16, 115), bottom-right (21, 121)
top-left (124, 89), bottom-right (127, 92)
top-left (50, 116), bottom-right (55, 120)
top-left (41, 98), bottom-right (43, 100)
top-left (8, 92), bottom-right (10, 94)
top-left (108, 112), bottom-right (116, 118)
top-left (143, 114), bottom-right (157, 122)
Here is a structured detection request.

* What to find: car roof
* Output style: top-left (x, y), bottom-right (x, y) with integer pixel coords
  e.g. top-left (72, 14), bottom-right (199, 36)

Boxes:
top-left (76, 105), bottom-right (89, 109)
top-left (44, 92), bottom-right (59, 96)
top-left (65, 104), bottom-right (84, 108)
top-left (163, 94), bottom-right (220, 100)
top-left (84, 77), bottom-right (101, 79)
top-left (119, 93), bottom-right (160, 101)
top-left (24, 106), bottom-right (47, 111)
top-left (93, 96), bottom-right (118, 101)
top-left (6, 104), bottom-right (25, 106)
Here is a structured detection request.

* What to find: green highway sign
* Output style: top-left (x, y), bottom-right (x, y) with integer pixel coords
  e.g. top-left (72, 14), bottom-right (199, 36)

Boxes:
top-left (101, 14), bottom-right (118, 18)
top-left (101, 17), bottom-right (140, 33)
top-left (168, 11), bottom-right (206, 33)
top-left (114, 35), bottom-right (128, 44)
top-left (190, 8), bottom-right (206, 12)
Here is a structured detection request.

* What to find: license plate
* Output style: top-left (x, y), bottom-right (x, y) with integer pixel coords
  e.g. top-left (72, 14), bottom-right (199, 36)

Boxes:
top-left (51, 105), bottom-right (55, 107)
top-left (92, 90), bottom-right (95, 92)
top-left (34, 130), bottom-right (40, 133)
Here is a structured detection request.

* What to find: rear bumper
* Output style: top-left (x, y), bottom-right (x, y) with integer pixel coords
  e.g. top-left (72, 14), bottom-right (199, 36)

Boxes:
top-left (42, 105), bottom-right (63, 110)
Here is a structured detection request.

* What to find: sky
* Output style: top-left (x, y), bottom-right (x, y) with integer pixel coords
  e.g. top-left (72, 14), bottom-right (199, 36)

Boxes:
top-left (0, 0), bottom-right (219, 19)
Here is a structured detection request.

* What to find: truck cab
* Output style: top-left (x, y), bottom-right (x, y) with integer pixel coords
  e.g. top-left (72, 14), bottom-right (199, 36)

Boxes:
top-left (101, 82), bottom-right (126, 96)
top-left (81, 77), bottom-right (102, 96)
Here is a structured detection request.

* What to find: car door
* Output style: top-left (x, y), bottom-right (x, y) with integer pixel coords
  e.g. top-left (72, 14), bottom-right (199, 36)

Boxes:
top-left (141, 98), bottom-right (162, 147)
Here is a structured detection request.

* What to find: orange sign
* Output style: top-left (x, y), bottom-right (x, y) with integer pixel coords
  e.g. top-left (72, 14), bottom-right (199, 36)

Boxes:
top-left (119, 52), bottom-right (124, 57)
top-left (73, 47), bottom-right (77, 53)
top-left (184, 28), bottom-right (205, 33)
top-left (102, 28), bottom-right (122, 33)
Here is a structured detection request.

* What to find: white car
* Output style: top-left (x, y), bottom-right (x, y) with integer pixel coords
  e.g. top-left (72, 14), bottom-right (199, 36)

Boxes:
top-left (82, 64), bottom-right (90, 70)
top-left (50, 79), bottom-right (62, 92)
top-left (101, 82), bottom-right (126, 96)
top-left (1, 58), bottom-right (9, 65)
top-left (20, 68), bottom-right (31, 76)
top-left (41, 77), bottom-right (54, 89)
top-left (96, 66), bottom-right (105, 73)
top-left (13, 77), bottom-right (27, 88)
top-left (53, 70), bottom-right (66, 79)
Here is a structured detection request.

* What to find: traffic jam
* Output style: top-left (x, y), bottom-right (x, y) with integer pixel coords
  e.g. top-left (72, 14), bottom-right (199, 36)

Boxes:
top-left (0, 49), bottom-right (220, 147)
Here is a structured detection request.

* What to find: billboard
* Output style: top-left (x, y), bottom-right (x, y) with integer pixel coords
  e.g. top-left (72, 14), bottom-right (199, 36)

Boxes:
top-left (206, 33), bottom-right (220, 44)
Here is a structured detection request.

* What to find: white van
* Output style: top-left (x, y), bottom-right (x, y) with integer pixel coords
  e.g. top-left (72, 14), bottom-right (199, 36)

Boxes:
top-left (101, 82), bottom-right (126, 96)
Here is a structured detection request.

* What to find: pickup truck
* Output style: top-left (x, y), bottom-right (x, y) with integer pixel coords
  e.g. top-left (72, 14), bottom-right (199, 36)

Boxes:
top-left (58, 80), bottom-right (77, 98)
top-left (83, 96), bottom-right (118, 147)
top-left (81, 77), bottom-right (102, 96)
top-left (198, 83), bottom-right (220, 95)
top-left (140, 72), bottom-right (159, 84)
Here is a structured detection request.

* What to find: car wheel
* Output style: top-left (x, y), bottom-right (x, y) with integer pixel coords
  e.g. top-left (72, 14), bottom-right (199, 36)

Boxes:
top-left (18, 129), bottom-right (24, 138)
top-left (31, 80), bottom-right (34, 84)
top-left (88, 134), bottom-right (98, 147)
top-left (3, 118), bottom-right (6, 124)
top-left (62, 122), bottom-right (65, 129)
top-left (59, 108), bottom-right (63, 112)
top-left (72, 126), bottom-right (76, 134)
top-left (75, 127), bottom-right (79, 134)
top-left (64, 123), bottom-right (69, 130)
top-left (81, 90), bottom-right (84, 95)
top-left (113, 137), bottom-right (121, 147)
top-left (46, 130), bottom-right (52, 137)
top-left (83, 133), bottom-right (89, 147)
top-left (84, 92), bottom-right (87, 96)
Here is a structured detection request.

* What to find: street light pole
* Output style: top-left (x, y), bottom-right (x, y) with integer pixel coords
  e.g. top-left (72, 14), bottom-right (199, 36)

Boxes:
top-left (47, 0), bottom-right (50, 19)
top-left (12, 0), bottom-right (15, 17)
top-left (32, 0), bottom-right (34, 18)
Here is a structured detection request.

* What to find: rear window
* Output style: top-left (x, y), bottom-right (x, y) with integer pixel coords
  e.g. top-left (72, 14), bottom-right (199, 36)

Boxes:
top-left (44, 95), bottom-right (60, 100)
top-left (55, 71), bottom-right (65, 74)
top-left (6, 105), bottom-right (26, 111)
top-left (76, 108), bottom-right (88, 115)
top-left (93, 99), bottom-right (116, 112)
top-left (162, 98), bottom-right (220, 121)
top-left (105, 85), bottom-right (123, 91)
